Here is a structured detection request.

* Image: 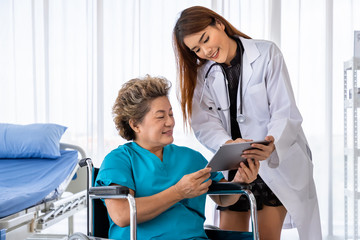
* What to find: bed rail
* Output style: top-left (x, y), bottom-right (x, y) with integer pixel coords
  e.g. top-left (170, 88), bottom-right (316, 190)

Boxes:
top-left (0, 143), bottom-right (88, 240)
top-left (36, 190), bottom-right (87, 230)
top-left (60, 143), bottom-right (86, 159)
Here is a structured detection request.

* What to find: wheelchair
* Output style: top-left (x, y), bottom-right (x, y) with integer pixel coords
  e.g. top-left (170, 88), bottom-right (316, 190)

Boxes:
top-left (69, 158), bottom-right (260, 240)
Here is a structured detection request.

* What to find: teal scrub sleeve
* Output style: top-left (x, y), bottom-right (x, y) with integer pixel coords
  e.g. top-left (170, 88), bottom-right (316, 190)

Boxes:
top-left (211, 171), bottom-right (224, 183)
top-left (95, 148), bottom-right (135, 191)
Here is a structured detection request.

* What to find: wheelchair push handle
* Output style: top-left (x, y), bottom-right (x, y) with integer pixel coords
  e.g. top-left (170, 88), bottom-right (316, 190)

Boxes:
top-left (79, 158), bottom-right (92, 168)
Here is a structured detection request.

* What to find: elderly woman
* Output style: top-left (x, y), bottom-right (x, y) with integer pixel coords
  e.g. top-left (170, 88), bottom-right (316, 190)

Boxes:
top-left (95, 75), bottom-right (259, 239)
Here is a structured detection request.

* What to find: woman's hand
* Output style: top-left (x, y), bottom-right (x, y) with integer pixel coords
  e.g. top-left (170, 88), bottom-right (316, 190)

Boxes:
top-left (173, 167), bottom-right (212, 199)
top-left (241, 135), bottom-right (275, 161)
top-left (225, 138), bottom-right (253, 145)
top-left (232, 158), bottom-right (260, 184)
top-left (106, 168), bottom-right (213, 227)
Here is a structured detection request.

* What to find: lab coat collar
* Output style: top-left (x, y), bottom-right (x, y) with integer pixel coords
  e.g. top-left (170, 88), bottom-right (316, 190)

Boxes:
top-left (240, 37), bottom-right (260, 64)
top-left (239, 37), bottom-right (260, 97)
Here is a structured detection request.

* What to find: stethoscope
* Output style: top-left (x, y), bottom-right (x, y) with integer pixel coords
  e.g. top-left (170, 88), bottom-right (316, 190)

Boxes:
top-left (199, 62), bottom-right (246, 123)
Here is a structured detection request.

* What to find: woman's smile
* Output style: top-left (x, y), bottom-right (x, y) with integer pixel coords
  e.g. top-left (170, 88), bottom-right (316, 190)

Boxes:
top-left (162, 129), bottom-right (173, 136)
top-left (209, 48), bottom-right (220, 60)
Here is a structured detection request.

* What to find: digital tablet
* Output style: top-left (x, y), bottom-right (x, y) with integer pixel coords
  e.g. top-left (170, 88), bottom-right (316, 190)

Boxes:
top-left (206, 140), bottom-right (270, 172)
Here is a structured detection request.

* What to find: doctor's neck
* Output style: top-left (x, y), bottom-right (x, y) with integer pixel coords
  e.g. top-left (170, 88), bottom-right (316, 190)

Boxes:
top-left (223, 37), bottom-right (238, 66)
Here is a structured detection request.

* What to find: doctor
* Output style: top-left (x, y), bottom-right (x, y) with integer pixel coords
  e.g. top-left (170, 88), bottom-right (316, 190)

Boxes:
top-left (173, 6), bottom-right (321, 240)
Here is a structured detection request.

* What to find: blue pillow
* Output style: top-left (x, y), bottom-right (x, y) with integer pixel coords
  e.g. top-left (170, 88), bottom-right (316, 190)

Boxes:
top-left (0, 123), bottom-right (67, 159)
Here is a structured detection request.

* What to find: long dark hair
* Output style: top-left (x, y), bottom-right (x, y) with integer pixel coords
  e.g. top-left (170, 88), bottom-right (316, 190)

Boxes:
top-left (173, 6), bottom-right (251, 127)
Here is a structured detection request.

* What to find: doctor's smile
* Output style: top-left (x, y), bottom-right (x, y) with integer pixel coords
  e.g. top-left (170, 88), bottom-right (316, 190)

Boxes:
top-left (208, 48), bottom-right (219, 59)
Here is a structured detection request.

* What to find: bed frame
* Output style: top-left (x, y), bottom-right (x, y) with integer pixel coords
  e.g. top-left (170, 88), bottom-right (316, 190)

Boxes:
top-left (0, 143), bottom-right (87, 240)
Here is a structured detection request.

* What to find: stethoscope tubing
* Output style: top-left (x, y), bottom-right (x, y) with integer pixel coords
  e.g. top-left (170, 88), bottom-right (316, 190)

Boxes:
top-left (200, 62), bottom-right (246, 123)
top-left (201, 63), bottom-right (230, 111)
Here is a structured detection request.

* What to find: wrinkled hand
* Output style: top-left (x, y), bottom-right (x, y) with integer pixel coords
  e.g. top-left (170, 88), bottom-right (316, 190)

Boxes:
top-left (232, 158), bottom-right (260, 184)
top-left (174, 168), bottom-right (212, 199)
top-left (241, 135), bottom-right (275, 161)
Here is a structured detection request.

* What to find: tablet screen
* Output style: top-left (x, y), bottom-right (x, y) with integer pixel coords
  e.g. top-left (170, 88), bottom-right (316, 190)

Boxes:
top-left (206, 140), bottom-right (270, 172)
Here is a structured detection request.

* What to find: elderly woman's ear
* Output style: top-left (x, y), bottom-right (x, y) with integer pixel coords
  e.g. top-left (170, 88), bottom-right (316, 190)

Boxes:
top-left (129, 119), bottom-right (139, 133)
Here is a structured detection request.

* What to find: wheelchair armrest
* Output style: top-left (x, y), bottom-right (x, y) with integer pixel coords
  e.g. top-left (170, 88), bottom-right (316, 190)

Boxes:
top-left (207, 181), bottom-right (253, 194)
top-left (89, 186), bottom-right (129, 196)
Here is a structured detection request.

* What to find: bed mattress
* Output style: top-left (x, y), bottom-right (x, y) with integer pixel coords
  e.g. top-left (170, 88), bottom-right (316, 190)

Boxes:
top-left (0, 150), bottom-right (78, 218)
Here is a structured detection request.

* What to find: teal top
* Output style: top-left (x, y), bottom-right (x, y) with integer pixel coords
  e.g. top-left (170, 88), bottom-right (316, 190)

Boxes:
top-left (95, 142), bottom-right (223, 240)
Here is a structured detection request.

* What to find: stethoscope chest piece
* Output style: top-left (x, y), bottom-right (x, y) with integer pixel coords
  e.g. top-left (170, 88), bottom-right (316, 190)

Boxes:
top-left (237, 114), bottom-right (246, 123)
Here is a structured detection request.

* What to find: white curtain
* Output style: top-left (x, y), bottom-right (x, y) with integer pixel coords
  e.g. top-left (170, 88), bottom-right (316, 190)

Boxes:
top-left (1, 0), bottom-right (360, 238)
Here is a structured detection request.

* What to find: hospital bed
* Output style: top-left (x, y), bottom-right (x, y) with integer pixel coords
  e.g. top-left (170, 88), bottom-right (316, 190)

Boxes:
top-left (0, 143), bottom-right (87, 240)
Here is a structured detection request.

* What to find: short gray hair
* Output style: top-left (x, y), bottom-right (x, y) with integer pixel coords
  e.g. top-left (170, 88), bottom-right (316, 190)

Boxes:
top-left (112, 75), bottom-right (171, 140)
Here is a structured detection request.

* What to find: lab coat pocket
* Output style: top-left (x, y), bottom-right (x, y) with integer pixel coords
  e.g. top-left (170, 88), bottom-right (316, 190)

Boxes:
top-left (278, 142), bottom-right (313, 191)
top-left (247, 82), bottom-right (270, 121)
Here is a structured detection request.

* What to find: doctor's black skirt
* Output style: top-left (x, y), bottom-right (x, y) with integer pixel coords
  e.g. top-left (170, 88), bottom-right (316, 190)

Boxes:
top-left (217, 171), bottom-right (283, 212)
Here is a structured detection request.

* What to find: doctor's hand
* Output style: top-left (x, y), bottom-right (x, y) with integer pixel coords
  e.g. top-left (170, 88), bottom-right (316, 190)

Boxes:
top-left (173, 167), bottom-right (212, 199)
top-left (241, 135), bottom-right (275, 161)
top-left (224, 138), bottom-right (253, 145)
top-left (232, 158), bottom-right (260, 184)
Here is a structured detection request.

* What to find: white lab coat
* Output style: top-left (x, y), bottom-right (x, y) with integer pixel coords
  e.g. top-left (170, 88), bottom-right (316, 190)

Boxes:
top-left (191, 37), bottom-right (322, 239)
